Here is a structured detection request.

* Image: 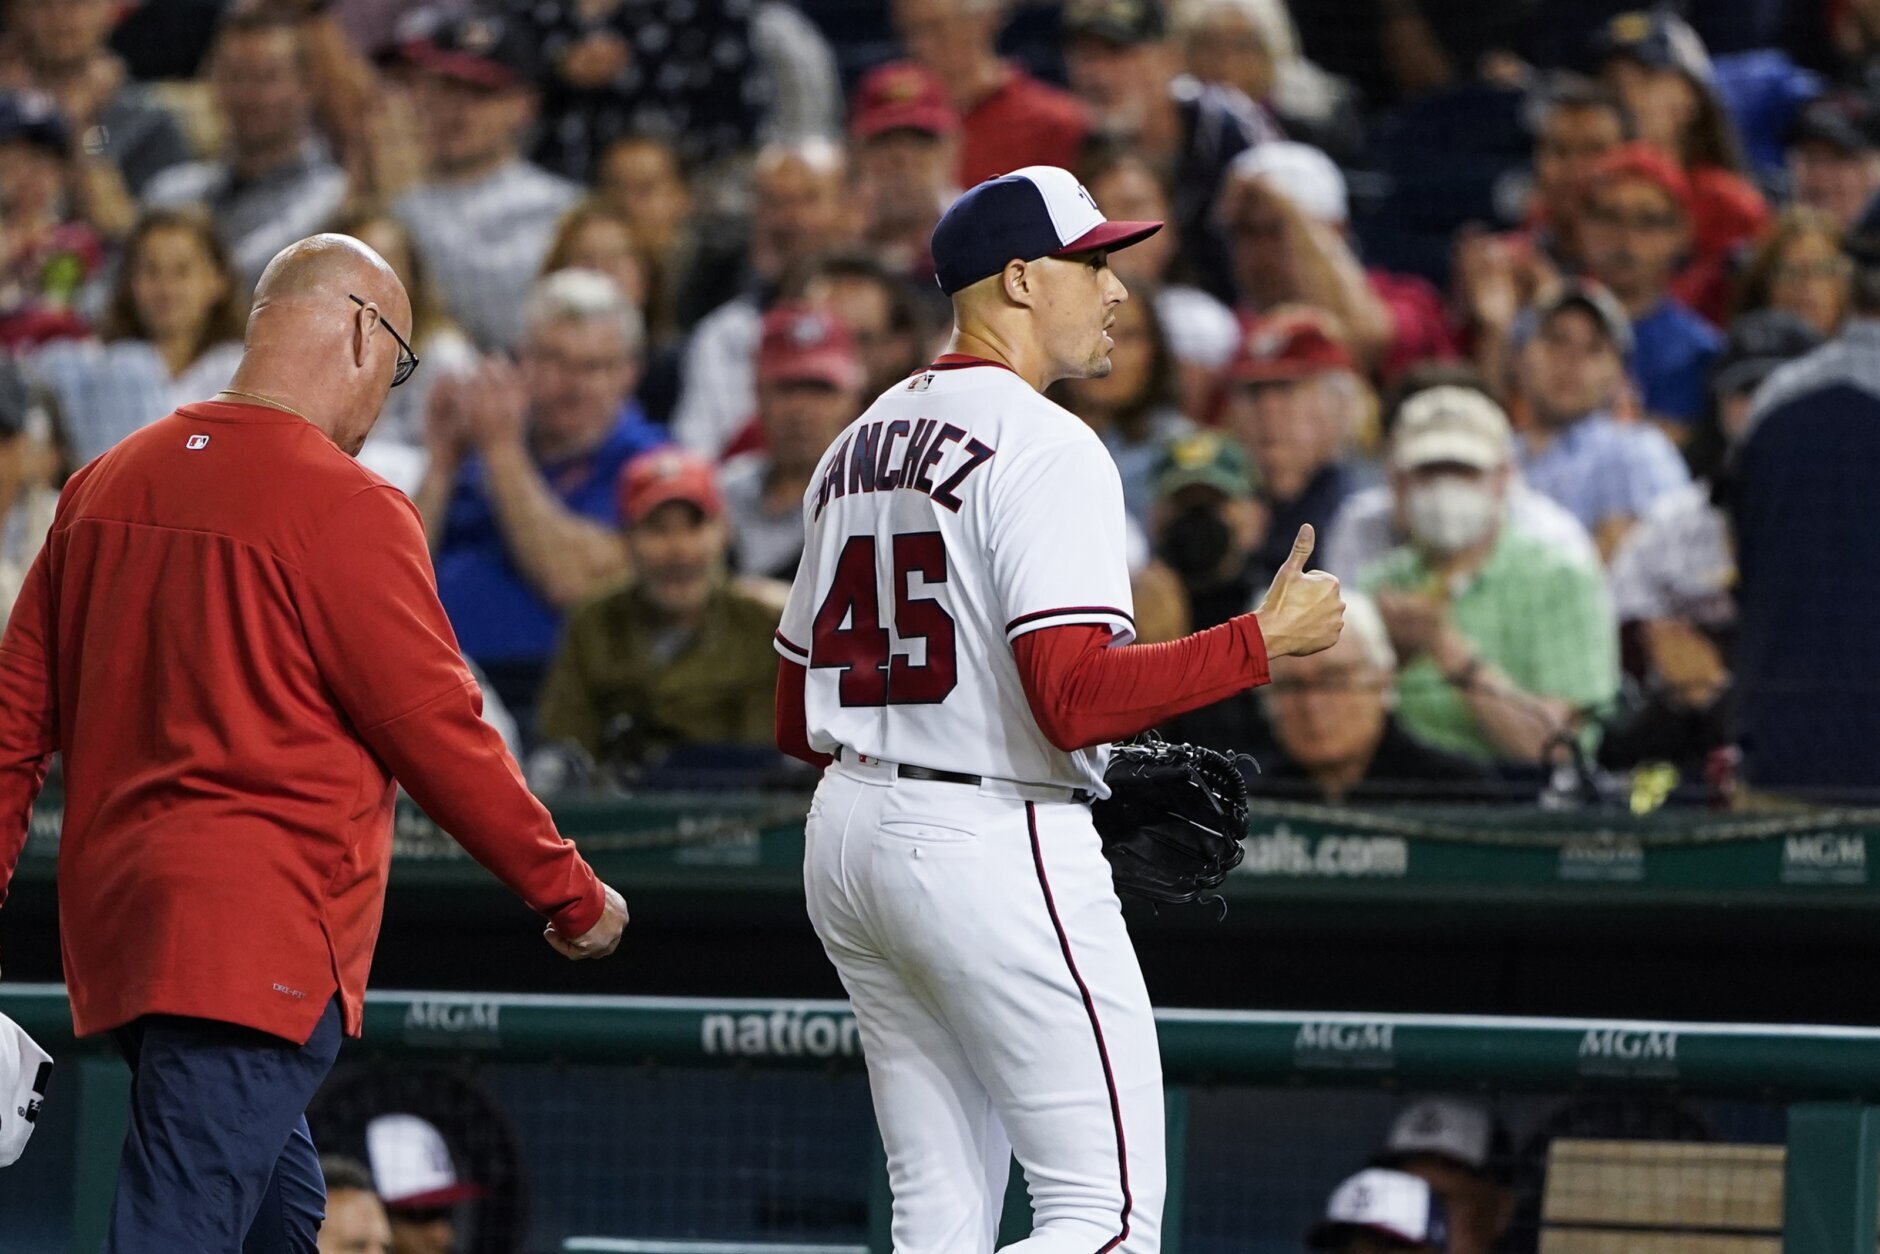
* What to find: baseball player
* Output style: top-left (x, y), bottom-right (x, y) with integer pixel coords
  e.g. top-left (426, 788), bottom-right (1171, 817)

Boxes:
top-left (774, 165), bottom-right (1343, 1252)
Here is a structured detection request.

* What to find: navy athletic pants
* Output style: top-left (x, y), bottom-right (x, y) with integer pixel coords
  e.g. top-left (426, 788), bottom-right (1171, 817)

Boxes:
top-left (104, 997), bottom-right (342, 1253)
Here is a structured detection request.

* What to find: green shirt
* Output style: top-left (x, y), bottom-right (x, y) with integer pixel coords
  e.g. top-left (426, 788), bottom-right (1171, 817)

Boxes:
top-left (535, 579), bottom-right (782, 759)
top-left (1360, 528), bottom-right (1618, 762)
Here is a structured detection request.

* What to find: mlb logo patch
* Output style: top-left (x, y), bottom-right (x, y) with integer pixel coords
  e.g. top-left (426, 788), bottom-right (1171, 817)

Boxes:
top-left (185, 434), bottom-right (209, 450)
top-left (907, 373), bottom-right (935, 392)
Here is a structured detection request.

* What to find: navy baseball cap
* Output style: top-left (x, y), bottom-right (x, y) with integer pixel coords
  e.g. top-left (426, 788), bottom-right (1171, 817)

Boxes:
top-left (930, 165), bottom-right (1162, 295)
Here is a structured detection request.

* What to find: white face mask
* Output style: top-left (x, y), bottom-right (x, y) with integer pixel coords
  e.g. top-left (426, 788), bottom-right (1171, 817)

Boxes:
top-left (1404, 477), bottom-right (1500, 553)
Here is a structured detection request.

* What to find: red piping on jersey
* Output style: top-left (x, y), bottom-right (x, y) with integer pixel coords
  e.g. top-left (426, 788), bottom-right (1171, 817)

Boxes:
top-left (1012, 618), bottom-right (1271, 752)
top-left (1027, 801), bottom-right (1132, 1252)
top-left (774, 629), bottom-right (809, 659)
top-left (1006, 605), bottom-right (1136, 635)
top-left (925, 352), bottom-right (1020, 374)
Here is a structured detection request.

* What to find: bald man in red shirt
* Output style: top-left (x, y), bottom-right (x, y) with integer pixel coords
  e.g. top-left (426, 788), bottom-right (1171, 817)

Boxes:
top-left (0, 235), bottom-right (627, 1252)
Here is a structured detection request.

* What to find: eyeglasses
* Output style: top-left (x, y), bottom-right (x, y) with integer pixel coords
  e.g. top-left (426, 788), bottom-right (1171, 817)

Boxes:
top-left (350, 294), bottom-right (420, 387)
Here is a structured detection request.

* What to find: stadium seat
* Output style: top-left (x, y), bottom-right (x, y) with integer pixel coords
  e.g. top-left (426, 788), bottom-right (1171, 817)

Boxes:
top-left (1540, 1139), bottom-right (1783, 1253)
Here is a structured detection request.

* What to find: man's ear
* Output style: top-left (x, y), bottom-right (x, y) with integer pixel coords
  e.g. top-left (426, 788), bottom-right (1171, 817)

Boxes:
top-left (1003, 259), bottom-right (1035, 308)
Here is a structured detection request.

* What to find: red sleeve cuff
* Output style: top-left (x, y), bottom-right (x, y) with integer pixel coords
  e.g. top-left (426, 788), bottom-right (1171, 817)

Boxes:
top-left (548, 875), bottom-right (606, 939)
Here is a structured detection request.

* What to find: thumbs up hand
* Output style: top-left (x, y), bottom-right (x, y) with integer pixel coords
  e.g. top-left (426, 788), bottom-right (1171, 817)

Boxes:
top-left (1253, 525), bottom-right (1345, 659)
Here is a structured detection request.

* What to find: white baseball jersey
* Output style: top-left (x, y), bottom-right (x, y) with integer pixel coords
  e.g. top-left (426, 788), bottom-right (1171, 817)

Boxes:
top-left (774, 356), bottom-right (1135, 793)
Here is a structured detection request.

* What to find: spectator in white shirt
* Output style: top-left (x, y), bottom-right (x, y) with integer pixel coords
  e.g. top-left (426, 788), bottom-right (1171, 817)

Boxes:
top-left (392, 12), bottom-right (580, 350)
top-left (26, 207), bottom-right (244, 466)
top-left (670, 137), bottom-right (855, 458)
top-left (141, 8), bottom-right (348, 298)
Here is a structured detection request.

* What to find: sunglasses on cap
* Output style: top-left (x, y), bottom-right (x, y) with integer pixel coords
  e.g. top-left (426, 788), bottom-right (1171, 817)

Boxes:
top-left (350, 294), bottom-right (420, 387)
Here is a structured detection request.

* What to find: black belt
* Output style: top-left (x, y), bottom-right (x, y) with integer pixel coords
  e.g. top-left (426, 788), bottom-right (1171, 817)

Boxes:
top-left (836, 748), bottom-right (1094, 804)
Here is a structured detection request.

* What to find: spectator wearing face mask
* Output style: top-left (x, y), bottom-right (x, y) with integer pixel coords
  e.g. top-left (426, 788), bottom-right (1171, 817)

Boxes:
top-left (1363, 387), bottom-right (1619, 766)
top-left (1321, 365), bottom-right (1597, 587)
top-left (1511, 282), bottom-right (1690, 560)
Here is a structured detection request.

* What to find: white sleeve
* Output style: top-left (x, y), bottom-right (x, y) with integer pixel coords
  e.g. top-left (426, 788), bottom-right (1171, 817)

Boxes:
top-left (988, 436), bottom-right (1136, 646)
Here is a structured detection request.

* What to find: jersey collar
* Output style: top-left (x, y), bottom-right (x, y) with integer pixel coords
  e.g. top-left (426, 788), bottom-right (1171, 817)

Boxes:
top-left (926, 353), bottom-right (1019, 374)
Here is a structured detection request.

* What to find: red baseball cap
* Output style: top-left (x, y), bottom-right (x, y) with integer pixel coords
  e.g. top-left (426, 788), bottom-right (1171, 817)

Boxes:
top-left (1225, 312), bottom-right (1355, 384)
top-left (1589, 142), bottom-right (1693, 217)
top-left (617, 447), bottom-right (724, 524)
top-left (757, 303), bottom-right (865, 391)
top-left (850, 62), bottom-right (959, 141)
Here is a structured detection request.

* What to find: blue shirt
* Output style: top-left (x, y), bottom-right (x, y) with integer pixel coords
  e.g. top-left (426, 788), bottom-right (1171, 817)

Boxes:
top-left (1515, 412), bottom-right (1690, 536)
top-left (437, 403), bottom-right (666, 668)
top-left (1630, 299), bottom-right (1722, 425)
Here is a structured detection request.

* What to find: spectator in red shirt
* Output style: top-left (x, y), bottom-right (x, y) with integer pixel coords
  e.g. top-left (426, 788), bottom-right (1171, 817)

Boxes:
top-left (848, 63), bottom-right (961, 285)
top-left (0, 234), bottom-right (627, 1251)
top-left (891, 0), bottom-right (1089, 188)
top-left (1592, 10), bottom-right (1771, 324)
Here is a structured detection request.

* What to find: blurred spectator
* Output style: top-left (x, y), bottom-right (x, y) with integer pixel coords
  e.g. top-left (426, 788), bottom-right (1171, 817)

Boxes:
top-left (365, 1113), bottom-right (478, 1254)
top-left (1306, 1168), bottom-right (1447, 1254)
top-left (1261, 591), bottom-right (1488, 802)
top-left (0, 91), bottom-right (103, 347)
top-left (891, 0), bottom-right (1088, 189)
top-left (1592, 11), bottom-right (1771, 323)
top-left (1374, 1098), bottom-right (1516, 1254)
top-left (417, 269), bottom-right (664, 722)
top-left (520, 0), bottom-right (837, 181)
top-left (141, 8), bottom-right (346, 297)
top-left (1172, 0), bottom-right (1362, 161)
top-left (721, 304), bottom-right (864, 579)
top-left (1083, 146), bottom-right (1239, 405)
top-left (670, 138), bottom-right (852, 458)
top-left (1603, 310), bottom-right (1822, 777)
top-left (391, 13), bottom-right (580, 349)
top-left (1220, 311), bottom-right (1363, 575)
top-left (0, 0), bottom-right (190, 205)
top-left (1511, 282), bottom-right (1690, 557)
top-left (1786, 91), bottom-right (1880, 232)
top-left (329, 209), bottom-right (478, 491)
top-left (1362, 387), bottom-right (1618, 765)
top-left (1061, 0), bottom-right (1277, 303)
top-left (596, 134), bottom-right (694, 343)
top-left (1454, 76), bottom-right (1627, 352)
top-left (1147, 431), bottom-right (1266, 633)
top-left (848, 63), bottom-right (960, 284)
top-left (1731, 199), bottom-right (1880, 797)
top-left (798, 253), bottom-right (929, 402)
top-left (1055, 292), bottom-right (1192, 525)
top-left (317, 1155), bottom-right (392, 1254)
top-left (25, 207), bottom-right (243, 466)
top-left (1220, 142), bottom-right (1456, 381)
top-left (0, 361), bottom-right (56, 628)
top-left (1579, 144), bottom-right (1722, 425)
top-left (1322, 364), bottom-right (1599, 585)
top-left (537, 448), bottom-right (780, 763)
top-left (542, 198), bottom-right (649, 312)
top-left (1730, 207), bottom-right (1852, 337)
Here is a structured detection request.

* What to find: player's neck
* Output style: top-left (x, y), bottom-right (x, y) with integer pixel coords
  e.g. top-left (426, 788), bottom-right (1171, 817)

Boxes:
top-left (943, 328), bottom-right (1048, 392)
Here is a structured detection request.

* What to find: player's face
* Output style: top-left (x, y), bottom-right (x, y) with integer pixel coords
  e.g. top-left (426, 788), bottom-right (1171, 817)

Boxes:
top-left (1037, 251), bottom-right (1129, 384)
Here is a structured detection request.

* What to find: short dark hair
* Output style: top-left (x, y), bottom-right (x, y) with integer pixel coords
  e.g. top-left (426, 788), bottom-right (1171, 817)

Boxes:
top-left (792, 252), bottom-right (920, 336)
top-left (1536, 73), bottom-right (1636, 141)
top-left (320, 1154), bottom-right (377, 1196)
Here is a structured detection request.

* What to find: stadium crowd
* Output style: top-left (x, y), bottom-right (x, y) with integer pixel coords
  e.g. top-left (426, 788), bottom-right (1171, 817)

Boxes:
top-left (1, 0), bottom-right (1877, 802)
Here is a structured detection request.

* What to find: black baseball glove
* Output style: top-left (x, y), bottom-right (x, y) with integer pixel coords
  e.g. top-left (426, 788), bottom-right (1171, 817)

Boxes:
top-left (1091, 740), bottom-right (1249, 906)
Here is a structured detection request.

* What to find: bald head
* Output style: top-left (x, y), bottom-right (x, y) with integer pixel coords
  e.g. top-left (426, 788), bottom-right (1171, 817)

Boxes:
top-left (253, 233), bottom-right (407, 322)
top-left (226, 234), bottom-right (417, 457)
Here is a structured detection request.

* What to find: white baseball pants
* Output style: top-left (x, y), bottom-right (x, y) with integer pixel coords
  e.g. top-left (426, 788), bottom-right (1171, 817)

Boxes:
top-left (804, 757), bottom-right (1165, 1253)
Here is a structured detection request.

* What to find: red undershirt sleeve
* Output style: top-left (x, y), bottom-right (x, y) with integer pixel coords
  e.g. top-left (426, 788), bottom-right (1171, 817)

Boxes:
top-left (775, 657), bottom-right (832, 768)
top-left (1012, 616), bottom-right (1272, 752)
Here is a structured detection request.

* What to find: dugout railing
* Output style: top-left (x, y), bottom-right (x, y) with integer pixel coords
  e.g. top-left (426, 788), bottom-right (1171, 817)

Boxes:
top-left (2, 986), bottom-right (1879, 1253)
